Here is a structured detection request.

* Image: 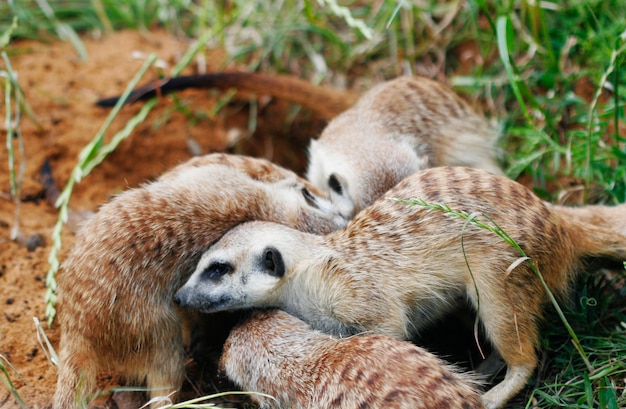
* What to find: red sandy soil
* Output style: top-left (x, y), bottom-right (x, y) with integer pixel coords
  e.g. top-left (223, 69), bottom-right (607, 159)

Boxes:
top-left (0, 29), bottom-right (330, 408)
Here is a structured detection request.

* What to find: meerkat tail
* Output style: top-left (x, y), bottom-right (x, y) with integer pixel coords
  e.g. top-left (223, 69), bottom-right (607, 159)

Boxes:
top-left (548, 203), bottom-right (626, 237)
top-left (567, 219), bottom-right (626, 261)
top-left (96, 72), bottom-right (358, 120)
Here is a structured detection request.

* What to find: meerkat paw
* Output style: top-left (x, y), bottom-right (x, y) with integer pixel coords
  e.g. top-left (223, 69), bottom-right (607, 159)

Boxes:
top-left (481, 365), bottom-right (534, 409)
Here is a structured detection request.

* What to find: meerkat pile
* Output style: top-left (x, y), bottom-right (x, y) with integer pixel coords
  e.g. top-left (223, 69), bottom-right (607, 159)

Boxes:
top-left (73, 73), bottom-right (625, 409)
top-left (176, 166), bottom-right (626, 409)
top-left (58, 73), bottom-right (504, 408)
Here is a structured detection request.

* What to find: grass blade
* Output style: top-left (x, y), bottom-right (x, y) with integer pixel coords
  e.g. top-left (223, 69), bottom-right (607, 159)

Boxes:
top-left (0, 354), bottom-right (28, 409)
top-left (34, 0), bottom-right (88, 60)
top-left (496, 14), bottom-right (531, 125)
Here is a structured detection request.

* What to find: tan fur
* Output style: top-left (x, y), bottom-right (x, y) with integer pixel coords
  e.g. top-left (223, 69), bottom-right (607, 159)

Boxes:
top-left (53, 153), bottom-right (346, 409)
top-left (177, 166), bottom-right (626, 409)
top-left (306, 76), bottom-right (503, 218)
top-left (158, 152), bottom-right (322, 185)
top-left (547, 202), bottom-right (626, 237)
top-left (220, 309), bottom-right (485, 409)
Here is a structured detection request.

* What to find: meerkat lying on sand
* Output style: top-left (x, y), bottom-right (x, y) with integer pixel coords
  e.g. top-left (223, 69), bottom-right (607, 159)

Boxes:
top-left (53, 153), bottom-right (346, 409)
top-left (175, 166), bottom-right (626, 409)
top-left (220, 309), bottom-right (485, 409)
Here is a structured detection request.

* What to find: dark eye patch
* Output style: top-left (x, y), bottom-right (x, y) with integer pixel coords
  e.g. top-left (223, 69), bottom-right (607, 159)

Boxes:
top-left (328, 174), bottom-right (343, 195)
top-left (202, 262), bottom-right (232, 281)
top-left (301, 187), bottom-right (319, 209)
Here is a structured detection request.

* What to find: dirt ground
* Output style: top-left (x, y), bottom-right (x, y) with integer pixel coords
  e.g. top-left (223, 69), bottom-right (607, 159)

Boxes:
top-left (0, 29), bottom-right (335, 408)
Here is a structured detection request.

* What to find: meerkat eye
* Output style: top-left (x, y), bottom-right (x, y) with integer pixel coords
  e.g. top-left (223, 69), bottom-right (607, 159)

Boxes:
top-left (263, 247), bottom-right (285, 278)
top-left (202, 262), bottom-right (232, 281)
top-left (328, 174), bottom-right (343, 195)
top-left (301, 187), bottom-right (319, 209)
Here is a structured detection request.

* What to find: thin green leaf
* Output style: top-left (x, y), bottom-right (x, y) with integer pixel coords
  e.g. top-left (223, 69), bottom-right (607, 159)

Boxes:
top-left (0, 16), bottom-right (18, 48)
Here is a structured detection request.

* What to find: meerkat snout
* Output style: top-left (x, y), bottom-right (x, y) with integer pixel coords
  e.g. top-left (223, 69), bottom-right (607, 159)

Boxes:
top-left (173, 293), bottom-right (182, 306)
top-left (174, 261), bottom-right (233, 308)
top-left (174, 249), bottom-right (283, 308)
top-left (175, 234), bottom-right (295, 316)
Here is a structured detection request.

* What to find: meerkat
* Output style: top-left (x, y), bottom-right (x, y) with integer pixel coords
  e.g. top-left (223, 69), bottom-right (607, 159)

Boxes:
top-left (52, 153), bottom-right (346, 409)
top-left (99, 73), bottom-right (501, 217)
top-left (175, 166), bottom-right (626, 409)
top-left (305, 76), bottom-right (503, 218)
top-left (98, 72), bottom-right (623, 231)
top-left (220, 309), bottom-right (485, 409)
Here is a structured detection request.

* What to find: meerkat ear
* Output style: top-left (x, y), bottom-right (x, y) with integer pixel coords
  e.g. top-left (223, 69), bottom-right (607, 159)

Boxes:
top-left (263, 247), bottom-right (285, 278)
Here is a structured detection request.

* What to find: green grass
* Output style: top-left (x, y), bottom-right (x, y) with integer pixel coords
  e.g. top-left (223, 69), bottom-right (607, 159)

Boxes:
top-left (0, 353), bottom-right (28, 409)
top-left (529, 272), bottom-right (626, 408)
top-left (1, 0), bottom-right (625, 408)
top-left (2, 17), bottom-right (25, 243)
top-left (461, 0), bottom-right (626, 203)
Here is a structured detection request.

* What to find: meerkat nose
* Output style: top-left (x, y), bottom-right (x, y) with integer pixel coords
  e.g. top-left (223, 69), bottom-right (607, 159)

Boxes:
top-left (174, 286), bottom-right (193, 307)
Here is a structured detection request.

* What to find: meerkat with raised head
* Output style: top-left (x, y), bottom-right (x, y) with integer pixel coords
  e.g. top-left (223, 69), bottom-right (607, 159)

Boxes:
top-left (306, 76), bottom-right (503, 218)
top-left (52, 153), bottom-right (346, 409)
top-left (220, 309), bottom-right (485, 409)
top-left (175, 166), bottom-right (626, 409)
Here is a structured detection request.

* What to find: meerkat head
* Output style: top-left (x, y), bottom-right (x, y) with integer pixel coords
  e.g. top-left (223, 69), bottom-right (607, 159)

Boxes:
top-left (307, 137), bottom-right (426, 218)
top-left (306, 139), bottom-right (359, 219)
top-left (162, 160), bottom-right (348, 234)
top-left (269, 175), bottom-right (348, 233)
top-left (174, 221), bottom-right (306, 313)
